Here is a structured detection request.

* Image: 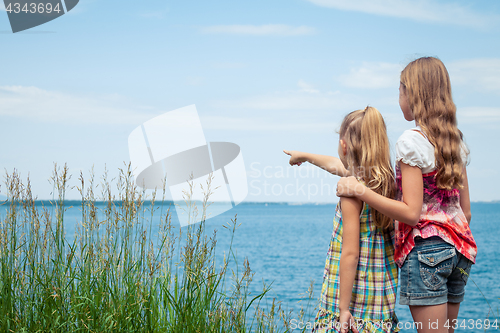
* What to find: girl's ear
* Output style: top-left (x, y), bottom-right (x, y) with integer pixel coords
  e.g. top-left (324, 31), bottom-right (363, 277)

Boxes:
top-left (340, 139), bottom-right (347, 156)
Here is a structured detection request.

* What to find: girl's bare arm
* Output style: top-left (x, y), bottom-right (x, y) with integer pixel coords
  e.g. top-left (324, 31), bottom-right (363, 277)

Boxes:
top-left (336, 163), bottom-right (423, 226)
top-left (459, 167), bottom-right (472, 224)
top-left (338, 196), bottom-right (361, 333)
top-left (283, 150), bottom-right (349, 177)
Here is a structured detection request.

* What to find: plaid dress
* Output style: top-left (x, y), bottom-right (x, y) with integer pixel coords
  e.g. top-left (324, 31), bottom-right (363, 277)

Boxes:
top-left (312, 202), bottom-right (399, 333)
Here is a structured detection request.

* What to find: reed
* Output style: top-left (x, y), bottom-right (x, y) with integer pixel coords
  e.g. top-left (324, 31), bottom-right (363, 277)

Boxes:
top-left (0, 164), bottom-right (311, 332)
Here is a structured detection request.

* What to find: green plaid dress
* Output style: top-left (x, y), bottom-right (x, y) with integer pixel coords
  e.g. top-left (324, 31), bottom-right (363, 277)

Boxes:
top-left (312, 202), bottom-right (399, 333)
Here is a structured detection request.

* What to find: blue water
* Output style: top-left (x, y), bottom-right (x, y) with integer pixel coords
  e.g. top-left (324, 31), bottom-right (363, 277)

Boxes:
top-left (1, 201), bottom-right (499, 332)
top-left (200, 202), bottom-right (500, 332)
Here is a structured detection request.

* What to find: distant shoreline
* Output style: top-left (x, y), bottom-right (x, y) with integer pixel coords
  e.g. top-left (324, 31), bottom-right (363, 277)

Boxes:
top-left (1, 199), bottom-right (499, 205)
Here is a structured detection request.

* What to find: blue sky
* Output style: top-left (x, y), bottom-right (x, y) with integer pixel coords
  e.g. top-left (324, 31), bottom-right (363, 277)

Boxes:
top-left (1, 0), bottom-right (499, 203)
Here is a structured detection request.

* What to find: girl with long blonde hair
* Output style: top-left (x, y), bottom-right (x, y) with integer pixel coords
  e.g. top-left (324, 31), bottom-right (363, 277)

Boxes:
top-left (337, 57), bottom-right (477, 333)
top-left (284, 106), bottom-right (399, 333)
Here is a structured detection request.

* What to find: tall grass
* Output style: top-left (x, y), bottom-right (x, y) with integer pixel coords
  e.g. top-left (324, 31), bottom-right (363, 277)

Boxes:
top-left (0, 164), bottom-right (310, 332)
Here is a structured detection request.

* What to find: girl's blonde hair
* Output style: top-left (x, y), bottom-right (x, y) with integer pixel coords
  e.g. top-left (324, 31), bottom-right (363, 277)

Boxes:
top-left (339, 106), bottom-right (395, 229)
top-left (400, 57), bottom-right (468, 191)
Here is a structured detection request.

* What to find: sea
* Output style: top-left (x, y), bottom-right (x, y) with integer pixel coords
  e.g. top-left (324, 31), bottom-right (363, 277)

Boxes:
top-left (2, 201), bottom-right (499, 332)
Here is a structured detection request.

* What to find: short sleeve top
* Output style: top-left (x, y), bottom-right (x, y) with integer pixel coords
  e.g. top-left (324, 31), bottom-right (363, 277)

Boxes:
top-left (392, 126), bottom-right (477, 267)
top-left (395, 126), bottom-right (468, 174)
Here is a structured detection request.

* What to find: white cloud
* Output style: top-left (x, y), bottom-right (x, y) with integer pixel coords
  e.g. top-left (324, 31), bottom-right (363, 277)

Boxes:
top-left (338, 62), bottom-right (402, 89)
top-left (458, 107), bottom-right (500, 122)
top-left (208, 81), bottom-right (358, 131)
top-left (297, 80), bottom-right (320, 94)
top-left (214, 80), bottom-right (360, 116)
top-left (338, 58), bottom-right (500, 92)
top-left (202, 115), bottom-right (338, 132)
top-left (305, 0), bottom-right (497, 28)
top-left (214, 89), bottom-right (352, 111)
top-left (448, 59), bottom-right (500, 93)
top-left (0, 86), bottom-right (156, 125)
top-left (138, 7), bottom-right (168, 19)
top-left (200, 24), bottom-right (316, 36)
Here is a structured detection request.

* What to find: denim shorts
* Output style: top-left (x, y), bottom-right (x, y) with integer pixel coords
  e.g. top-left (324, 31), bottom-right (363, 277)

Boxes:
top-left (399, 236), bottom-right (473, 306)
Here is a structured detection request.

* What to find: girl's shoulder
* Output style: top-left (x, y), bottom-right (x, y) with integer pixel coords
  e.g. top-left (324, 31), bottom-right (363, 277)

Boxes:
top-left (396, 127), bottom-right (435, 172)
top-left (395, 127), bottom-right (469, 172)
top-left (396, 127), bottom-right (431, 145)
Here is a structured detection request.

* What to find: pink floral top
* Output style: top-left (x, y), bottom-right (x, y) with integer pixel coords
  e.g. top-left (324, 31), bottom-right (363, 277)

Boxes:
top-left (393, 128), bottom-right (477, 267)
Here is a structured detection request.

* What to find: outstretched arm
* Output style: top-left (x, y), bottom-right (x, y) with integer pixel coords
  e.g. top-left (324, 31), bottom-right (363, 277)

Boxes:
top-left (338, 197), bottom-right (361, 333)
top-left (336, 162), bottom-right (423, 226)
top-left (283, 150), bottom-right (349, 177)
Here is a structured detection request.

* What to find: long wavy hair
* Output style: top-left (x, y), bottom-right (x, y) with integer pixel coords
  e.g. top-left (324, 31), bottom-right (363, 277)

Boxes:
top-left (400, 57), bottom-right (468, 190)
top-left (339, 106), bottom-right (395, 229)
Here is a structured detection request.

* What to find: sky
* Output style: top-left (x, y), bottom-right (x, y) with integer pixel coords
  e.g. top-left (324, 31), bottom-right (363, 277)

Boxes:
top-left (1, 0), bottom-right (499, 203)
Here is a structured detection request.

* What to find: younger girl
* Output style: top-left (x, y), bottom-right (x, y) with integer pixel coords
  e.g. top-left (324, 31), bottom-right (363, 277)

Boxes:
top-left (337, 57), bottom-right (477, 333)
top-left (284, 106), bottom-right (399, 333)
